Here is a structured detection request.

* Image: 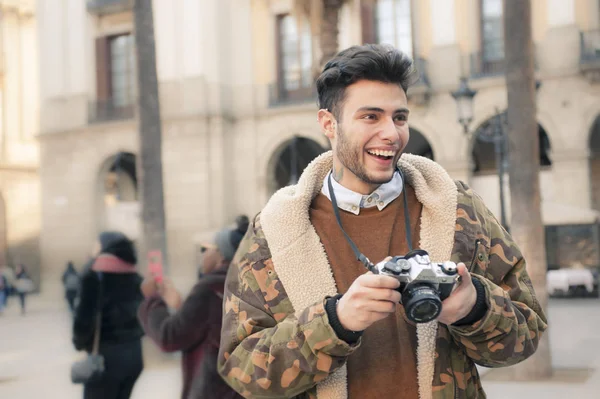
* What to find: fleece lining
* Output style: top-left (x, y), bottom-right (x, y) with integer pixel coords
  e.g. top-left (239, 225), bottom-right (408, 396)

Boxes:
top-left (260, 151), bottom-right (458, 399)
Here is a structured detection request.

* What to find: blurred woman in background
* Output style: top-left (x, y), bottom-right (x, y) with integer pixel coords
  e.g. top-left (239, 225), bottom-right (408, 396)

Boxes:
top-left (73, 232), bottom-right (145, 399)
top-left (138, 216), bottom-right (249, 399)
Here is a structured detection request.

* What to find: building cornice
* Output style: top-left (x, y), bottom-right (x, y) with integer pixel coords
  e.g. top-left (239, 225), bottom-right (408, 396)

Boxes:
top-left (0, 0), bottom-right (35, 18)
top-left (0, 163), bottom-right (37, 173)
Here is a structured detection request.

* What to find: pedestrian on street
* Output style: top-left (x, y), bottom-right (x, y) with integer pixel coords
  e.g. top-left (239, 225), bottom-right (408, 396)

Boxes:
top-left (14, 264), bottom-right (34, 315)
top-left (62, 261), bottom-right (80, 313)
top-left (0, 273), bottom-right (7, 314)
top-left (0, 265), bottom-right (14, 308)
top-left (138, 216), bottom-right (249, 399)
top-left (73, 232), bottom-right (145, 399)
top-left (218, 44), bottom-right (548, 399)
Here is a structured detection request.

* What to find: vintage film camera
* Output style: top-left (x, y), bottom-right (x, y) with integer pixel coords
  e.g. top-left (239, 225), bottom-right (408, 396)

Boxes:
top-left (373, 250), bottom-right (459, 323)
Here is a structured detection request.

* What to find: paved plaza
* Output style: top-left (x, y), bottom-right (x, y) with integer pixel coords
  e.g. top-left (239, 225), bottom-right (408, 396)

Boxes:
top-left (0, 295), bottom-right (599, 398)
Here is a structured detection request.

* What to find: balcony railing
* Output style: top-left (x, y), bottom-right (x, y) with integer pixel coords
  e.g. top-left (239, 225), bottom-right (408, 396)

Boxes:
top-left (580, 30), bottom-right (600, 82)
top-left (407, 57), bottom-right (430, 105)
top-left (469, 51), bottom-right (505, 79)
top-left (412, 57), bottom-right (430, 87)
top-left (581, 30), bottom-right (600, 64)
top-left (87, 0), bottom-right (133, 14)
top-left (268, 79), bottom-right (316, 108)
top-left (88, 99), bottom-right (135, 124)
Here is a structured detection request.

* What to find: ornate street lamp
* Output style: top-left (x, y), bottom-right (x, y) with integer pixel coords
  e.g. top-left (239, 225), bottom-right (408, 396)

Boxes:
top-left (451, 78), bottom-right (542, 229)
top-left (451, 77), bottom-right (478, 134)
top-left (452, 77), bottom-right (508, 228)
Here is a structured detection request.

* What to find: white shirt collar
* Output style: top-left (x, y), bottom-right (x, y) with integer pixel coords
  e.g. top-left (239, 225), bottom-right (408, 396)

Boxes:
top-left (321, 170), bottom-right (403, 215)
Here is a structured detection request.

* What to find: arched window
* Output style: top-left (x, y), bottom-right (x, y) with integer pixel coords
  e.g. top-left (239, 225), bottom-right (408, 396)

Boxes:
top-left (404, 128), bottom-right (434, 160)
top-left (98, 152), bottom-right (139, 239)
top-left (271, 137), bottom-right (327, 192)
top-left (274, 14), bottom-right (313, 104)
top-left (103, 152), bottom-right (138, 204)
top-left (589, 115), bottom-right (600, 211)
top-left (472, 116), bottom-right (551, 174)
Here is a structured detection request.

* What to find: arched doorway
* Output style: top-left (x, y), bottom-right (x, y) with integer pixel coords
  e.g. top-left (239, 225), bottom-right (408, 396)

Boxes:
top-left (97, 152), bottom-right (140, 240)
top-left (589, 115), bottom-right (600, 212)
top-left (472, 116), bottom-right (552, 174)
top-left (470, 116), bottom-right (552, 226)
top-left (269, 137), bottom-right (327, 193)
top-left (404, 128), bottom-right (434, 160)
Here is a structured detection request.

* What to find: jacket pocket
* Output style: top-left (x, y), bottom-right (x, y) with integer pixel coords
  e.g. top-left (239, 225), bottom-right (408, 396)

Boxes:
top-left (449, 346), bottom-right (483, 398)
top-left (469, 240), bottom-right (492, 281)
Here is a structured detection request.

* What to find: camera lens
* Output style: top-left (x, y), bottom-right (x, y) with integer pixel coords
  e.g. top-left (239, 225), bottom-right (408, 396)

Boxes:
top-left (401, 283), bottom-right (442, 323)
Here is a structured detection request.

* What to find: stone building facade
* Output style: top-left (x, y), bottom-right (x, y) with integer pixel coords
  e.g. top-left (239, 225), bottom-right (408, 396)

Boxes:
top-left (0, 0), bottom-right (40, 285)
top-left (37, 0), bottom-right (600, 288)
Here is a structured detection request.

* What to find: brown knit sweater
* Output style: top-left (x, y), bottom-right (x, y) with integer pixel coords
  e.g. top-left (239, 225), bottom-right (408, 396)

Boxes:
top-left (310, 185), bottom-right (423, 399)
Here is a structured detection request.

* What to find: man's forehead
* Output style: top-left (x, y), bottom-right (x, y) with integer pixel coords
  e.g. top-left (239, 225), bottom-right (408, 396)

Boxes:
top-left (344, 80), bottom-right (408, 109)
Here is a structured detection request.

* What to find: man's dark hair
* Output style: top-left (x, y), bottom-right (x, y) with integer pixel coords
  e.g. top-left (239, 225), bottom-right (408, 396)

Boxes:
top-left (316, 44), bottom-right (418, 119)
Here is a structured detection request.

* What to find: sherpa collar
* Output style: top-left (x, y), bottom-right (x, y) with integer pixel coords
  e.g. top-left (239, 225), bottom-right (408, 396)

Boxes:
top-left (260, 151), bottom-right (458, 399)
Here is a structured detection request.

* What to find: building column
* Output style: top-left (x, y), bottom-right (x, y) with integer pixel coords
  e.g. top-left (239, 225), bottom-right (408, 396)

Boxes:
top-left (538, 0), bottom-right (580, 73)
top-left (551, 149), bottom-right (592, 210)
top-left (427, 0), bottom-right (461, 88)
top-left (547, 0), bottom-right (575, 27)
top-left (430, 0), bottom-right (456, 46)
top-left (438, 159), bottom-right (471, 185)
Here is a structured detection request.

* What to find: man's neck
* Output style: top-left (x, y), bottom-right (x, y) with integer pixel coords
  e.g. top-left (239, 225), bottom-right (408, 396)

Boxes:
top-left (332, 164), bottom-right (379, 195)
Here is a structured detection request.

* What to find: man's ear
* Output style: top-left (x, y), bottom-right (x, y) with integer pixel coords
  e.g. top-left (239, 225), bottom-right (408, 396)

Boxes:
top-left (318, 109), bottom-right (337, 139)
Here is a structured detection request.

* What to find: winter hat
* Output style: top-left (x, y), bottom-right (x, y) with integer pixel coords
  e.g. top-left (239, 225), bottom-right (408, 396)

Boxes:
top-left (99, 231), bottom-right (137, 265)
top-left (214, 215), bottom-right (250, 261)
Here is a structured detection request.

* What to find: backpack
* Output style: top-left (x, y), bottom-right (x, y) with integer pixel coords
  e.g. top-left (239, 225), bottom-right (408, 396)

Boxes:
top-left (65, 273), bottom-right (80, 291)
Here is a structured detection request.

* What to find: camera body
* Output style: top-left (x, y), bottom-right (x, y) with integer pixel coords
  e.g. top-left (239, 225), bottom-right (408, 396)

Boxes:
top-left (373, 249), bottom-right (459, 323)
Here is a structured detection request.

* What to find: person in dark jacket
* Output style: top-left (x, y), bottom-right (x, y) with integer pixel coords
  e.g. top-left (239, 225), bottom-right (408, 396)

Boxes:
top-left (73, 232), bottom-right (145, 399)
top-left (63, 261), bottom-right (80, 313)
top-left (14, 264), bottom-right (33, 315)
top-left (0, 273), bottom-right (7, 314)
top-left (138, 216), bottom-right (249, 399)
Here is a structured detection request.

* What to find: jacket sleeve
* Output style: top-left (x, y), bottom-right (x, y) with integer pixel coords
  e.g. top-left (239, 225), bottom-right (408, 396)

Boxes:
top-left (218, 215), bottom-right (359, 399)
top-left (72, 270), bottom-right (99, 351)
top-left (449, 182), bottom-right (548, 368)
top-left (137, 283), bottom-right (215, 352)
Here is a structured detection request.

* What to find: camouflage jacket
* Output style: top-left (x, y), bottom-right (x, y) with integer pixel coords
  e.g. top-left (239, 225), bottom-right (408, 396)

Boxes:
top-left (218, 152), bottom-right (547, 399)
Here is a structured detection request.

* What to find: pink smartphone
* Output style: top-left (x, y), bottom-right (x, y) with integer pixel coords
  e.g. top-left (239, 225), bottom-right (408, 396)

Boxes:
top-left (148, 250), bottom-right (164, 283)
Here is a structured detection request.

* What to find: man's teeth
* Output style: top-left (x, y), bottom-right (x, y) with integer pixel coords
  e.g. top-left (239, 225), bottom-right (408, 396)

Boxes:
top-left (368, 150), bottom-right (395, 157)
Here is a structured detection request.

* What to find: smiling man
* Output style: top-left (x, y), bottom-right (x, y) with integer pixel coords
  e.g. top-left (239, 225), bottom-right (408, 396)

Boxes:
top-left (218, 44), bottom-right (547, 399)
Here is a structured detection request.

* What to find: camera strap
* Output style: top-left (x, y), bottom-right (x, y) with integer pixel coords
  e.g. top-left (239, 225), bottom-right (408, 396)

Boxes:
top-left (327, 166), bottom-right (413, 273)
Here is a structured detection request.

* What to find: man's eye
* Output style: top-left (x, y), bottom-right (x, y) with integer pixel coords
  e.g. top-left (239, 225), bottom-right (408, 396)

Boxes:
top-left (363, 114), bottom-right (377, 120)
top-left (394, 114), bottom-right (408, 122)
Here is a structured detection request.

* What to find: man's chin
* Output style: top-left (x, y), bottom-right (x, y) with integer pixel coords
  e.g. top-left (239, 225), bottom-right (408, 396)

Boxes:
top-left (365, 172), bottom-right (395, 186)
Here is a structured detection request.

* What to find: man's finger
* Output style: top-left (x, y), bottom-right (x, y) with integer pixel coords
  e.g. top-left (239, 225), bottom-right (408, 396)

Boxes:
top-left (364, 299), bottom-right (397, 314)
top-left (456, 263), bottom-right (472, 285)
top-left (358, 273), bottom-right (401, 289)
top-left (368, 287), bottom-right (401, 303)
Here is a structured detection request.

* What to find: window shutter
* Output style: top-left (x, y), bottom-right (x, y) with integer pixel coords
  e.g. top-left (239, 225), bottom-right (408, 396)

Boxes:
top-left (95, 37), bottom-right (111, 101)
top-left (361, 0), bottom-right (376, 44)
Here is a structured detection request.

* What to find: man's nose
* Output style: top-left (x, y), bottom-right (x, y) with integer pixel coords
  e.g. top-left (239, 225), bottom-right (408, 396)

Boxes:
top-left (379, 117), bottom-right (399, 142)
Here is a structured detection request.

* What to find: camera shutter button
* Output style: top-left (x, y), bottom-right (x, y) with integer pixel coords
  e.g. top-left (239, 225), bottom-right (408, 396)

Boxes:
top-left (441, 261), bottom-right (458, 275)
top-left (398, 259), bottom-right (411, 271)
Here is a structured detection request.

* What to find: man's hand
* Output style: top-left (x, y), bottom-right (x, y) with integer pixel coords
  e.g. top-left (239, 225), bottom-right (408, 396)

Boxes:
top-left (437, 263), bottom-right (477, 325)
top-left (141, 277), bottom-right (159, 298)
top-left (336, 272), bottom-right (401, 332)
top-left (159, 278), bottom-right (182, 310)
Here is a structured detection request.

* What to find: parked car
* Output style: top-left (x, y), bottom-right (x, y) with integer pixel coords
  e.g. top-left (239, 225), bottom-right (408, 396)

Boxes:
top-left (547, 268), bottom-right (599, 298)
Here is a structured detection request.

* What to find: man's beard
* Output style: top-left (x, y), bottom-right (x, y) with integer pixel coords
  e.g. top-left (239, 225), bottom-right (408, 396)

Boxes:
top-left (336, 126), bottom-right (397, 186)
